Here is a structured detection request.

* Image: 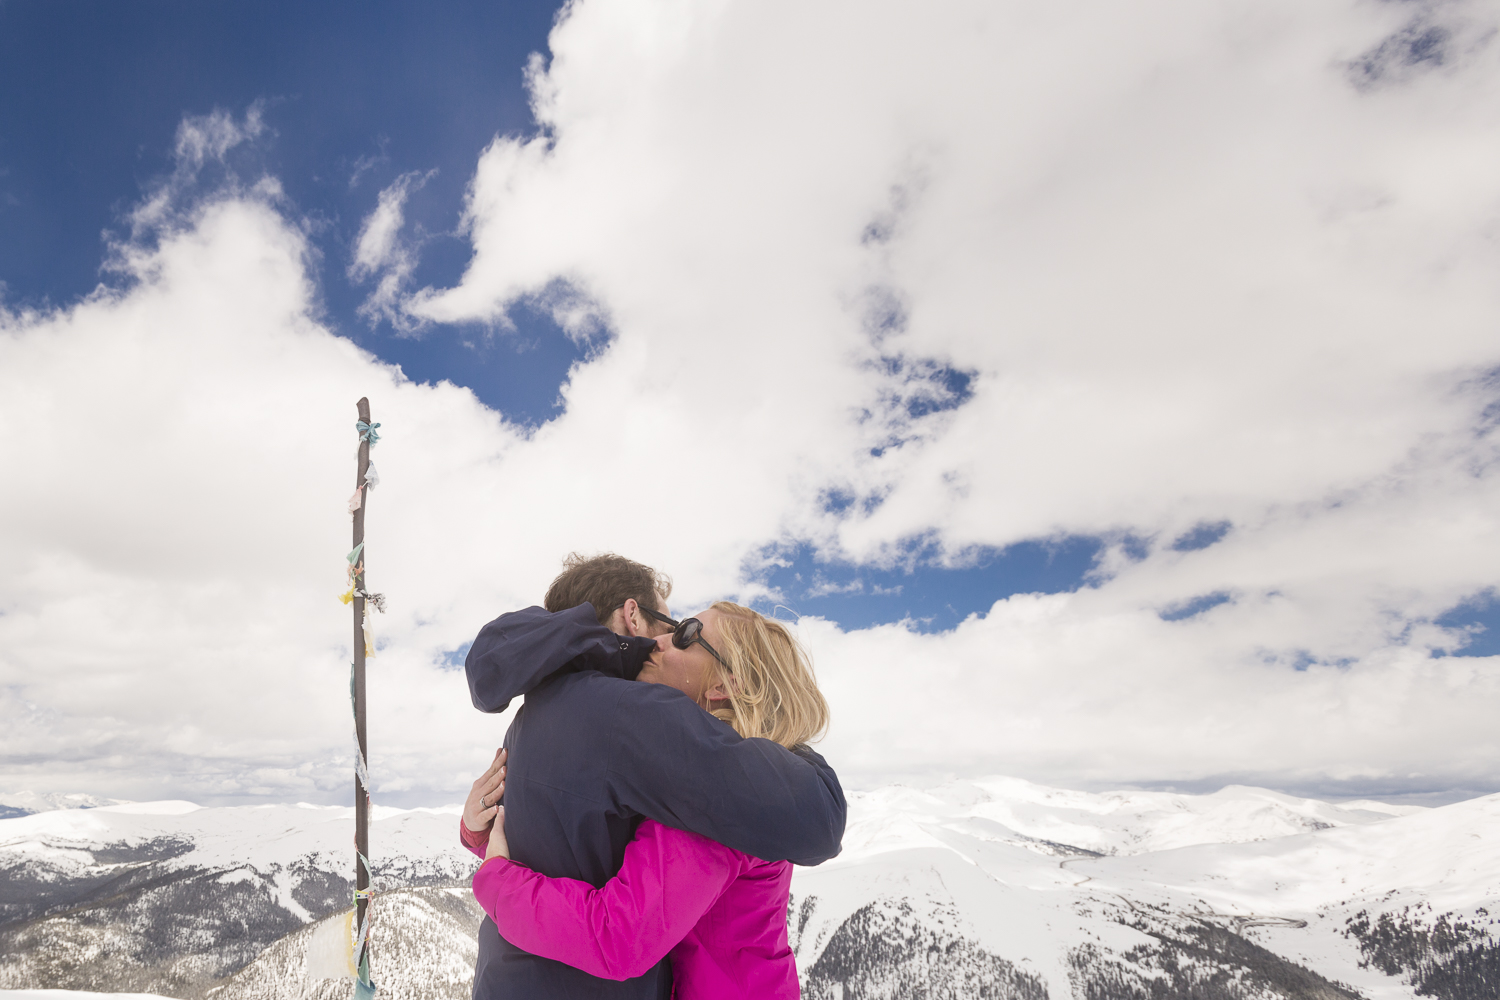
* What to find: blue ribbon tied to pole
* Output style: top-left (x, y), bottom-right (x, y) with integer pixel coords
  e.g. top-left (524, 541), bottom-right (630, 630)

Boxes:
top-left (356, 420), bottom-right (382, 446)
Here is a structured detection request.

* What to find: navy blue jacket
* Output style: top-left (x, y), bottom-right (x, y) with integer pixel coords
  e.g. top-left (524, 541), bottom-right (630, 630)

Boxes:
top-left (465, 603), bottom-right (846, 1000)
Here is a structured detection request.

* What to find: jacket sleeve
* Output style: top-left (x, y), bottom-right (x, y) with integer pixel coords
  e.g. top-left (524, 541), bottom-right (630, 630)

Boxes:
top-left (458, 819), bottom-right (488, 859)
top-left (464, 604), bottom-right (657, 713)
top-left (471, 819), bottom-right (743, 981)
top-left (607, 683), bottom-right (846, 865)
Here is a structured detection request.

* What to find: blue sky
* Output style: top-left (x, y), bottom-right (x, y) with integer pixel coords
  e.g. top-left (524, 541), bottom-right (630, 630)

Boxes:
top-left (3, 0), bottom-right (1500, 806)
top-left (0, 0), bottom-right (587, 426)
top-left (0, 0), bottom-right (1151, 632)
top-left (0, 0), bottom-right (1124, 629)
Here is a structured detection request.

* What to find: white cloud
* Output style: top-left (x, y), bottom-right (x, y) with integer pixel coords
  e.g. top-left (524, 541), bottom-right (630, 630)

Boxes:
top-left (348, 144), bottom-right (390, 191)
top-left (5, 0), bottom-right (1500, 804)
top-left (397, 0), bottom-right (1500, 793)
top-left (127, 105), bottom-right (269, 238)
top-left (409, 0), bottom-right (1500, 558)
top-left (173, 104), bottom-right (266, 171)
top-left (0, 138), bottom-right (537, 803)
top-left (350, 169), bottom-right (436, 330)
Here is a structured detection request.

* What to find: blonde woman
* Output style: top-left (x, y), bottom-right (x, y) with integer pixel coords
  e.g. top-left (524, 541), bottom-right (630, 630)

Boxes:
top-left (466, 603), bottom-right (830, 1000)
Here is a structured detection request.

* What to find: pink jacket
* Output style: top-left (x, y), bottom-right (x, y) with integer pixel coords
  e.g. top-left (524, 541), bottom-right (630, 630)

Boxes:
top-left (462, 818), bottom-right (798, 999)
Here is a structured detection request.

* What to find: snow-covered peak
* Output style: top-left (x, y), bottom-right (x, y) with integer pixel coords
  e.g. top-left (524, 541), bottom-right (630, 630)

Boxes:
top-left (2, 779), bottom-right (1493, 1000)
top-left (0, 790), bottom-right (129, 814)
top-left (0, 800), bottom-right (475, 885)
top-left (1097, 790), bottom-right (1500, 914)
top-left (842, 775), bottom-right (1421, 860)
top-left (92, 800), bottom-right (201, 815)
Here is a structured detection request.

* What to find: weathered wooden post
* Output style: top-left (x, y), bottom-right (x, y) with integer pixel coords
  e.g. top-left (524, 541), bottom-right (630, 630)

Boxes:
top-left (352, 397), bottom-right (375, 997)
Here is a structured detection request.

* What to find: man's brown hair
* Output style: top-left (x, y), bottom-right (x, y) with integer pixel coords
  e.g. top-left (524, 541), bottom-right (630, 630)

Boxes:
top-left (543, 552), bottom-right (672, 624)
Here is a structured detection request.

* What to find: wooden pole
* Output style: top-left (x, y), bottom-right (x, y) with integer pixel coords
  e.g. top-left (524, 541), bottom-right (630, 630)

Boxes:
top-left (352, 397), bottom-right (371, 965)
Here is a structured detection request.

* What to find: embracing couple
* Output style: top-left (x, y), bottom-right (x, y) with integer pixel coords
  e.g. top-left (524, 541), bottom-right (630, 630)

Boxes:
top-left (456, 553), bottom-right (846, 999)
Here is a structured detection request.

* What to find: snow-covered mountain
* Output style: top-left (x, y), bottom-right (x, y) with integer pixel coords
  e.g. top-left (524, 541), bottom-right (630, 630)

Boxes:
top-left (788, 778), bottom-right (1497, 1000)
top-left (0, 801), bottom-right (481, 998)
top-left (2, 780), bottom-right (1495, 1000)
top-left (836, 778), bottom-right (1422, 858)
top-left (0, 791), bottom-right (126, 820)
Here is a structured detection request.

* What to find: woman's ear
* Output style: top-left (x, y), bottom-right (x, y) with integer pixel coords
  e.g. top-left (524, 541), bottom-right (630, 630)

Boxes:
top-left (704, 675), bottom-right (734, 703)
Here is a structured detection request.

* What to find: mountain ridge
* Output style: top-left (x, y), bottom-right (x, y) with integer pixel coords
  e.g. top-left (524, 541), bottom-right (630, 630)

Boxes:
top-left (2, 779), bottom-right (1494, 999)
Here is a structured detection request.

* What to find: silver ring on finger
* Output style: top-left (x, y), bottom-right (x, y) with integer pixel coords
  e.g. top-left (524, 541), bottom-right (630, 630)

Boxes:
top-left (480, 795), bottom-right (487, 809)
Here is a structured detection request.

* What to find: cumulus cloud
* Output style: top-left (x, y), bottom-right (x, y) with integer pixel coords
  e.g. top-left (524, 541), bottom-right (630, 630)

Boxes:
top-left (0, 133), bottom-right (528, 804)
top-left (5, 0), bottom-right (1500, 805)
top-left (410, 0), bottom-right (1500, 559)
top-left (350, 169), bottom-right (436, 329)
top-left (398, 0), bottom-right (1500, 793)
top-left (127, 105), bottom-right (269, 238)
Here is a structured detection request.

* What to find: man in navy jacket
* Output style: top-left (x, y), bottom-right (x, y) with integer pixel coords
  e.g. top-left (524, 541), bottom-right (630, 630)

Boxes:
top-left (463, 555), bottom-right (846, 999)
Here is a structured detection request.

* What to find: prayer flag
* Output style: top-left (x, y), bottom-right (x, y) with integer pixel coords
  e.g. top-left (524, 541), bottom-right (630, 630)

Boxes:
top-left (305, 909), bottom-right (358, 980)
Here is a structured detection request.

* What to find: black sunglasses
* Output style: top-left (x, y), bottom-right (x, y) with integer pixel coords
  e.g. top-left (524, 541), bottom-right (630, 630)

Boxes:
top-left (641, 607), bottom-right (730, 672)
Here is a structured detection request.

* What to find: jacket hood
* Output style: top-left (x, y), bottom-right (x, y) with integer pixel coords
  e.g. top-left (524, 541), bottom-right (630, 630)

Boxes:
top-left (465, 603), bottom-right (657, 714)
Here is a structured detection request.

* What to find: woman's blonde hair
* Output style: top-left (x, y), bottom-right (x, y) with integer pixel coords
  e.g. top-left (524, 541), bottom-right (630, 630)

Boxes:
top-left (701, 602), bottom-right (829, 749)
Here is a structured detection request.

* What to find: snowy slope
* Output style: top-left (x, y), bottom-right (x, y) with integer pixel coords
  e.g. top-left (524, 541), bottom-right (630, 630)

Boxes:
top-left (209, 887), bottom-right (484, 1000)
top-left (790, 783), bottom-right (1497, 1000)
top-left (1091, 792), bottom-right (1500, 913)
top-left (3, 782), bottom-right (1495, 1000)
top-left (0, 992), bottom-right (176, 999)
top-left (0, 791), bottom-right (126, 820)
top-left (840, 777), bottom-right (1420, 858)
top-left (0, 802), bottom-right (481, 997)
top-left (0, 800), bottom-right (474, 892)
top-left (1072, 794), bottom-right (1500, 999)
